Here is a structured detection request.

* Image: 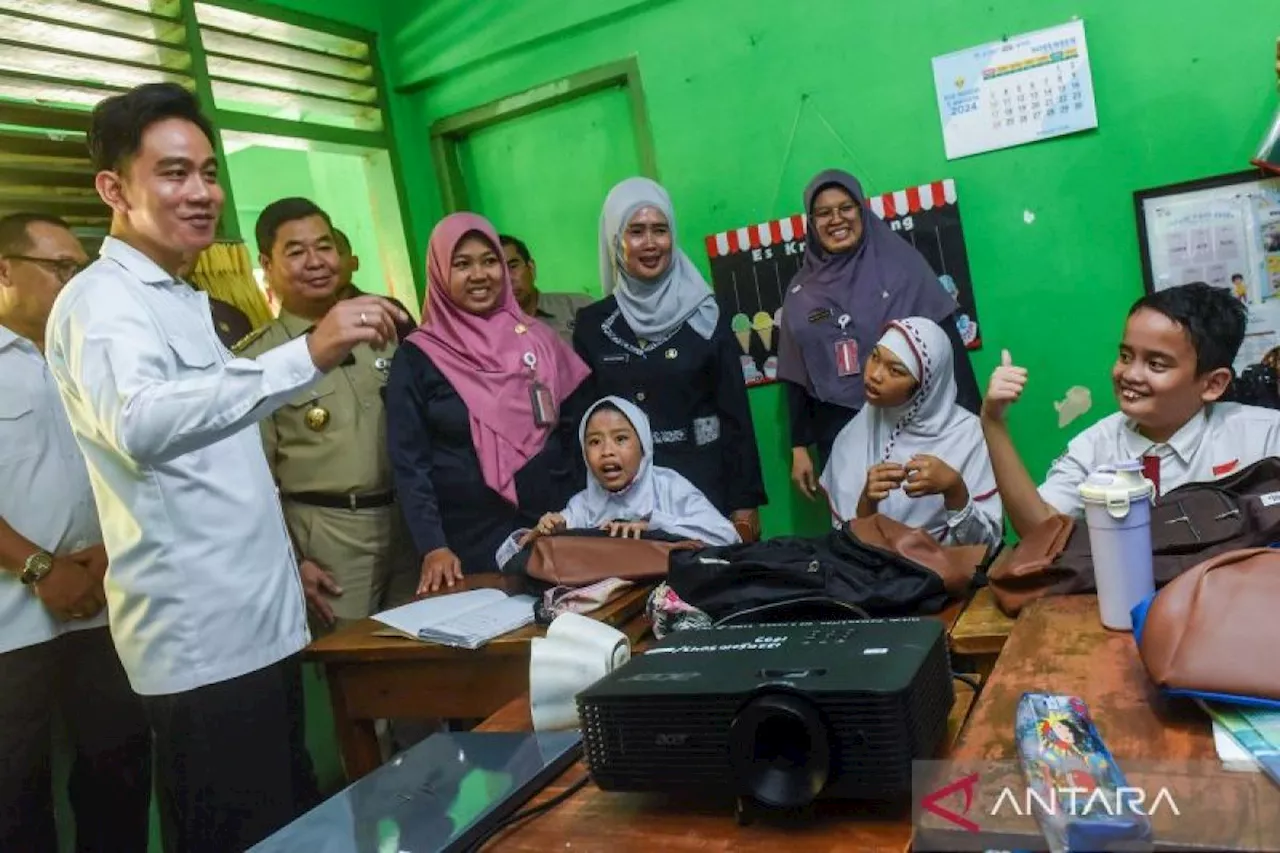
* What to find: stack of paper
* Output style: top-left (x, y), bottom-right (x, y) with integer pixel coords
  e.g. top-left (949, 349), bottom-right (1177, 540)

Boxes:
top-left (372, 588), bottom-right (536, 650)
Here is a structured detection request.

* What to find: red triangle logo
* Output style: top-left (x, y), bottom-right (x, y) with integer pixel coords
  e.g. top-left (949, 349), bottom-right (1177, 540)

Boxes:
top-left (921, 772), bottom-right (981, 833)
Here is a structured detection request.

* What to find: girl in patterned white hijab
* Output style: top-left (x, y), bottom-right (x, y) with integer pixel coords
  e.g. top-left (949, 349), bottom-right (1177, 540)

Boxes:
top-left (820, 317), bottom-right (1001, 546)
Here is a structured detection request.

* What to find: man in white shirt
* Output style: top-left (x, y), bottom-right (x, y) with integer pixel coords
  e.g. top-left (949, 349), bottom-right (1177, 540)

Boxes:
top-left (0, 213), bottom-right (151, 853)
top-left (983, 282), bottom-right (1280, 537)
top-left (45, 83), bottom-right (405, 852)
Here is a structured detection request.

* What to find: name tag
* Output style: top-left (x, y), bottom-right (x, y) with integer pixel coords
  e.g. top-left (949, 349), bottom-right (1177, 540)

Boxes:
top-left (602, 353), bottom-right (629, 365)
top-left (530, 381), bottom-right (555, 428)
top-left (834, 338), bottom-right (860, 377)
top-left (1260, 491), bottom-right (1280, 507)
top-left (807, 308), bottom-right (832, 324)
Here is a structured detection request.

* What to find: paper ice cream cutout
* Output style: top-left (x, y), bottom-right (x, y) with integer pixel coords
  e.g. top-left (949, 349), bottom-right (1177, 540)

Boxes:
top-left (751, 311), bottom-right (774, 349)
top-left (1055, 386), bottom-right (1092, 428)
top-left (730, 313), bottom-right (752, 353)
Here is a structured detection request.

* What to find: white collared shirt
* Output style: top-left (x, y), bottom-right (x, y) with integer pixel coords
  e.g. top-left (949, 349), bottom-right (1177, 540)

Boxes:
top-left (1039, 403), bottom-right (1280, 517)
top-left (0, 327), bottom-right (105, 655)
top-left (45, 237), bottom-right (321, 695)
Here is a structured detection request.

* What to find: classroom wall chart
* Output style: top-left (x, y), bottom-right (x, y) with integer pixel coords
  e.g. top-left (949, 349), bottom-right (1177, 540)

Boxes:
top-left (932, 19), bottom-right (1099, 161)
top-left (705, 179), bottom-right (982, 387)
top-left (1136, 169), bottom-right (1280, 372)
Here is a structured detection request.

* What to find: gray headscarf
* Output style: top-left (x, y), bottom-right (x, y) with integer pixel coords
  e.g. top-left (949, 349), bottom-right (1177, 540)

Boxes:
top-left (599, 177), bottom-right (719, 341)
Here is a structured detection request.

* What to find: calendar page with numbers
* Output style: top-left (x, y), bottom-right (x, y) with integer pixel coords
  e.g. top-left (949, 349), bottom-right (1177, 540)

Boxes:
top-left (932, 20), bottom-right (1098, 161)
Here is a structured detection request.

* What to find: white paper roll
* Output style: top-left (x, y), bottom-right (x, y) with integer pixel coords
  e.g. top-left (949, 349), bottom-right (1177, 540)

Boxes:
top-left (530, 613), bottom-right (631, 732)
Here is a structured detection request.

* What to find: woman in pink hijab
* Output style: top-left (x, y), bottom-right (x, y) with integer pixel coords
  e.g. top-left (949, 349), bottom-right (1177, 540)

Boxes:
top-left (386, 213), bottom-right (593, 593)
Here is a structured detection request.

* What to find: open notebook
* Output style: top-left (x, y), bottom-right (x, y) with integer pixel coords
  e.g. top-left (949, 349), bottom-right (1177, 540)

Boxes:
top-left (372, 589), bottom-right (537, 650)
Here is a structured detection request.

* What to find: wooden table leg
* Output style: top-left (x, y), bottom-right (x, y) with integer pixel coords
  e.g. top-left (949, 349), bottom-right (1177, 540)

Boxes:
top-left (325, 665), bottom-right (382, 781)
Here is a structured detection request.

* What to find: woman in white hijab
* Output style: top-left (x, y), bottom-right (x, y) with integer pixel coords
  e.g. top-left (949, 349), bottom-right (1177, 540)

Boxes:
top-left (820, 317), bottom-right (1001, 547)
top-left (571, 178), bottom-right (766, 539)
top-left (496, 396), bottom-right (740, 566)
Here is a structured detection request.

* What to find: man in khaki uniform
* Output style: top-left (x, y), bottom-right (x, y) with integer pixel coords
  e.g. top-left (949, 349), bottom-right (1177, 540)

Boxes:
top-left (499, 234), bottom-right (593, 344)
top-left (236, 198), bottom-right (414, 630)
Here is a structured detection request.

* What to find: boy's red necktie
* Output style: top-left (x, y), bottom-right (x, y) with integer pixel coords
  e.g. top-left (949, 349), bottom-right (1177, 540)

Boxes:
top-left (1141, 454), bottom-right (1161, 497)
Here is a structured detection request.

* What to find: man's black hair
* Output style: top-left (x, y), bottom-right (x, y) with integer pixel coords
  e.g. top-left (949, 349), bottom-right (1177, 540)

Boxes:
top-left (88, 82), bottom-right (216, 173)
top-left (255, 198), bottom-right (332, 256)
top-left (1127, 281), bottom-right (1246, 374)
top-left (0, 213), bottom-right (72, 256)
top-left (332, 227), bottom-right (352, 255)
top-left (499, 234), bottom-right (531, 263)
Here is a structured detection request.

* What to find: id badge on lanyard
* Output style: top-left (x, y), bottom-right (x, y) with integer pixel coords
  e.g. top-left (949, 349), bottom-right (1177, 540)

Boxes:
top-left (524, 351), bottom-right (556, 427)
top-left (833, 313), bottom-right (859, 377)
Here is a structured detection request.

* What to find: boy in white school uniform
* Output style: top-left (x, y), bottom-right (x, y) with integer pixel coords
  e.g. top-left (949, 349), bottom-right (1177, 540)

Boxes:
top-left (983, 282), bottom-right (1280, 538)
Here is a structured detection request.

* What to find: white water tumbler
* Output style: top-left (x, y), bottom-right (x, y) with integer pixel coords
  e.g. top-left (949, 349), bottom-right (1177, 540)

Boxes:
top-left (1078, 461), bottom-right (1156, 631)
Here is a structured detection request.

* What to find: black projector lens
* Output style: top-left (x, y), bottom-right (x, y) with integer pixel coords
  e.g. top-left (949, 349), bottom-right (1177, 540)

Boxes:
top-left (729, 692), bottom-right (831, 808)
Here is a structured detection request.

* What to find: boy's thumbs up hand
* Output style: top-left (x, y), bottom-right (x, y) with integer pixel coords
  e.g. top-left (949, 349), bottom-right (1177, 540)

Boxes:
top-left (983, 349), bottom-right (1029, 424)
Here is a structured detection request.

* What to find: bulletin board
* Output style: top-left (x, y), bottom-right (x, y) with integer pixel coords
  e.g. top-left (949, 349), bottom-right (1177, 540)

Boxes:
top-left (705, 178), bottom-right (982, 387)
top-left (1135, 169), bottom-right (1280, 371)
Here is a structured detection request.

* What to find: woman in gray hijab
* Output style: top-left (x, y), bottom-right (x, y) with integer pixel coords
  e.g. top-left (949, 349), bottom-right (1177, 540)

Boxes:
top-left (777, 169), bottom-right (981, 500)
top-left (573, 177), bottom-right (767, 539)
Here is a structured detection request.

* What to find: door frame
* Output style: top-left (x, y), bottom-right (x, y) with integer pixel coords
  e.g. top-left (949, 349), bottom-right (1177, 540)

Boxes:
top-left (429, 57), bottom-right (659, 213)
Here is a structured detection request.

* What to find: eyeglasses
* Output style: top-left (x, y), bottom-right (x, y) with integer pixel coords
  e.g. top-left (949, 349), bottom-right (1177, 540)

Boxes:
top-left (812, 203), bottom-right (861, 224)
top-left (3, 255), bottom-right (87, 283)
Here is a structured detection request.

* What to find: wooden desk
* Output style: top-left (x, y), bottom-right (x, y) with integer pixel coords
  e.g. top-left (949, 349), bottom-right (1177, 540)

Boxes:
top-left (304, 576), bottom-right (651, 781)
top-left (474, 682), bottom-right (978, 852)
top-left (917, 595), bottom-right (1280, 851)
top-left (949, 587), bottom-right (1015, 674)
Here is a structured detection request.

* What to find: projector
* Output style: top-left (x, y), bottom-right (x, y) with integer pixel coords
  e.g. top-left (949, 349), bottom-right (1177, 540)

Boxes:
top-left (576, 619), bottom-right (952, 813)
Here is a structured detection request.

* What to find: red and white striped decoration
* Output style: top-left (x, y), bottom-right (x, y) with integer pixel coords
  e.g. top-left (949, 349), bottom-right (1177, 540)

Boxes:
top-left (705, 179), bottom-right (957, 259)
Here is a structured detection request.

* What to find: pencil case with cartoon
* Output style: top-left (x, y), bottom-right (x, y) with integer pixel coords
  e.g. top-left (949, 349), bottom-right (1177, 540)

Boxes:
top-left (1014, 692), bottom-right (1153, 853)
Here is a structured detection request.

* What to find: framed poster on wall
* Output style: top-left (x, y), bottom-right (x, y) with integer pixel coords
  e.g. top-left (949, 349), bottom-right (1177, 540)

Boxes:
top-left (1135, 169), bottom-right (1280, 371)
top-left (705, 179), bottom-right (982, 387)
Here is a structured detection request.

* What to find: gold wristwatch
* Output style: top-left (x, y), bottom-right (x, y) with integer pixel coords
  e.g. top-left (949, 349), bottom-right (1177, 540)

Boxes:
top-left (20, 550), bottom-right (54, 585)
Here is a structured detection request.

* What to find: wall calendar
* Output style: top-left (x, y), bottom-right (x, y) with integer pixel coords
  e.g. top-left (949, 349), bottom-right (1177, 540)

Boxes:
top-left (932, 19), bottom-right (1098, 161)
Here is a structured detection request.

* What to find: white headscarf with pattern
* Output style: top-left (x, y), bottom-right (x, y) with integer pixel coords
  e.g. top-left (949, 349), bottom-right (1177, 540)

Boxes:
top-left (820, 317), bottom-right (997, 534)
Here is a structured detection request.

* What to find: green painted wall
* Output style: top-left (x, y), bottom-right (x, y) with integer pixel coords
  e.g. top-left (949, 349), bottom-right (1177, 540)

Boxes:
top-left (459, 87), bottom-right (642, 294)
top-left (373, 0), bottom-right (1280, 538)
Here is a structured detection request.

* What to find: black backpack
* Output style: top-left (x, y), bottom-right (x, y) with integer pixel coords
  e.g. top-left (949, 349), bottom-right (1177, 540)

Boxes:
top-left (666, 526), bottom-right (963, 626)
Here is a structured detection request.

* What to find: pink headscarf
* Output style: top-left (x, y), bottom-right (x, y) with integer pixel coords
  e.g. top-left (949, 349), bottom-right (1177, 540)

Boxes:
top-left (407, 213), bottom-right (591, 505)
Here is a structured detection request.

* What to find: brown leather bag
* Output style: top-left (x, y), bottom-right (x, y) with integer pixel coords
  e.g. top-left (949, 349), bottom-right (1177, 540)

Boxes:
top-left (986, 514), bottom-right (1077, 615)
top-left (525, 535), bottom-right (702, 586)
top-left (847, 514), bottom-right (986, 598)
top-left (1138, 548), bottom-right (1280, 700)
top-left (988, 457), bottom-right (1280, 616)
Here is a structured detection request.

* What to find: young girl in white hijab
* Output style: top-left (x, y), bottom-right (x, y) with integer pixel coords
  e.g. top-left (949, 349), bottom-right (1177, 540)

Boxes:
top-left (820, 317), bottom-right (1001, 547)
top-left (497, 396), bottom-right (740, 566)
